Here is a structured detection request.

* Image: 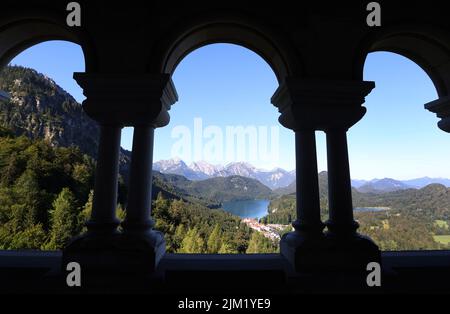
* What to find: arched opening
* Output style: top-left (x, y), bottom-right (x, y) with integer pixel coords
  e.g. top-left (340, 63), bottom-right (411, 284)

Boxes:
top-left (355, 27), bottom-right (450, 97)
top-left (150, 19), bottom-right (302, 81)
top-left (0, 40), bottom-right (112, 251)
top-left (349, 51), bottom-right (450, 251)
top-left (151, 43), bottom-right (296, 254)
top-left (0, 19), bottom-right (93, 71)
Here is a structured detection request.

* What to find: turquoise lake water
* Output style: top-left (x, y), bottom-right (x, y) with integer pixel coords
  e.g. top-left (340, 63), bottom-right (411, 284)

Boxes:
top-left (221, 199), bottom-right (270, 219)
top-left (354, 207), bottom-right (390, 212)
top-left (221, 202), bottom-right (388, 220)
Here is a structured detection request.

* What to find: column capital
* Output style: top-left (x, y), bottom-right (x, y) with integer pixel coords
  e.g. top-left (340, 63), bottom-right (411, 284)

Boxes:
top-left (271, 78), bottom-right (375, 131)
top-left (425, 96), bottom-right (450, 132)
top-left (74, 73), bottom-right (178, 127)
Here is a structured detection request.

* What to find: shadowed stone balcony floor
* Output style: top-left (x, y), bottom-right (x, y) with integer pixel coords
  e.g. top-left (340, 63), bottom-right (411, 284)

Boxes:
top-left (1, 250), bottom-right (449, 294)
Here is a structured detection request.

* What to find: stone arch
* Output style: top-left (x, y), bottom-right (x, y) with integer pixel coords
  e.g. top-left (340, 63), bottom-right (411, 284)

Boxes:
top-left (0, 13), bottom-right (95, 71)
top-left (149, 17), bottom-right (302, 83)
top-left (354, 24), bottom-right (450, 97)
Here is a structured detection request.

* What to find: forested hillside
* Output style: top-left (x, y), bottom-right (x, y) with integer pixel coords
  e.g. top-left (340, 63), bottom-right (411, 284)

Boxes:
top-left (155, 172), bottom-right (274, 203)
top-left (0, 129), bottom-right (95, 249)
top-left (0, 128), bottom-right (278, 252)
top-left (264, 173), bottom-right (450, 250)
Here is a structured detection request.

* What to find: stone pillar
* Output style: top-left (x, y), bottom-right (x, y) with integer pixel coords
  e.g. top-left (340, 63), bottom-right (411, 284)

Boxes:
top-left (122, 126), bottom-right (156, 232)
top-left (292, 130), bottom-right (324, 236)
top-left (325, 129), bottom-right (358, 236)
top-left (272, 79), bottom-right (326, 271)
top-left (119, 75), bottom-right (177, 272)
top-left (425, 96), bottom-right (450, 133)
top-left (86, 124), bottom-right (122, 234)
top-left (317, 80), bottom-right (380, 272)
top-left (120, 125), bottom-right (165, 271)
top-left (63, 73), bottom-right (178, 275)
top-left (63, 74), bottom-right (127, 273)
top-left (272, 78), bottom-right (380, 272)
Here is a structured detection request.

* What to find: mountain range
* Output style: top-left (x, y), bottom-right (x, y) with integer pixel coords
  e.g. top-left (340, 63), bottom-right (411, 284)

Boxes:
top-left (153, 158), bottom-right (295, 189)
top-left (276, 176), bottom-right (450, 195)
top-left (352, 177), bottom-right (450, 193)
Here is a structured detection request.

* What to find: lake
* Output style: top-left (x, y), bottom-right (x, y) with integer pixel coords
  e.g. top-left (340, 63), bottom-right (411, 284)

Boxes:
top-left (222, 199), bottom-right (270, 219)
top-left (354, 207), bottom-right (390, 212)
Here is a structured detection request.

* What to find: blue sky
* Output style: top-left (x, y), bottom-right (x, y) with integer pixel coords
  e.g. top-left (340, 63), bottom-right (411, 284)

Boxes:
top-left (8, 41), bottom-right (450, 180)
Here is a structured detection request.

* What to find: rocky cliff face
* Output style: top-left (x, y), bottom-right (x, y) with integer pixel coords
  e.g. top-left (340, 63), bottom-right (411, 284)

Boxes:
top-left (0, 66), bottom-right (100, 156)
top-left (0, 65), bottom-right (131, 179)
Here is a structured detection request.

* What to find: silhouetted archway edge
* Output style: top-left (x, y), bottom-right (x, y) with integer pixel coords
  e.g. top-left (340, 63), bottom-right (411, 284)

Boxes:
top-left (152, 19), bottom-right (302, 83)
top-left (354, 24), bottom-right (450, 98)
top-left (0, 15), bottom-right (94, 71)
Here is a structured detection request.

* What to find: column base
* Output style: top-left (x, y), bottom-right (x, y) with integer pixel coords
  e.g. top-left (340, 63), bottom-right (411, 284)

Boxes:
top-left (280, 231), bottom-right (328, 272)
top-left (62, 230), bottom-right (166, 278)
top-left (281, 230), bottom-right (381, 273)
top-left (323, 231), bottom-right (381, 273)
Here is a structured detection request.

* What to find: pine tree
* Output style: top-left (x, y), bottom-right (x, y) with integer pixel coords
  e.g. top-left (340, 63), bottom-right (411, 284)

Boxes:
top-left (78, 189), bottom-right (93, 233)
top-left (13, 170), bottom-right (43, 227)
top-left (169, 198), bottom-right (185, 224)
top-left (246, 232), bottom-right (260, 254)
top-left (9, 224), bottom-right (47, 250)
top-left (207, 224), bottom-right (222, 253)
top-left (116, 203), bottom-right (126, 232)
top-left (72, 162), bottom-right (93, 199)
top-left (116, 203), bottom-right (126, 221)
top-left (178, 227), bottom-right (205, 253)
top-left (1, 152), bottom-right (20, 186)
top-left (173, 223), bottom-right (186, 250)
top-left (154, 192), bottom-right (171, 221)
top-left (218, 242), bottom-right (235, 254)
top-left (245, 232), bottom-right (278, 253)
top-left (45, 188), bottom-right (78, 249)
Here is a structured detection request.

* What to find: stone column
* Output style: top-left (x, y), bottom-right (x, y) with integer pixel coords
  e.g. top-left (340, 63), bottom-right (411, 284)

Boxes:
top-left (316, 80), bottom-right (380, 272)
top-left (119, 124), bottom-right (165, 272)
top-left (122, 126), bottom-right (156, 232)
top-left (272, 78), bottom-right (326, 271)
top-left (122, 76), bottom-right (176, 236)
top-left (119, 75), bottom-right (177, 271)
top-left (325, 129), bottom-right (358, 236)
top-left (272, 78), bottom-right (380, 272)
top-left (63, 73), bottom-right (178, 274)
top-left (292, 130), bottom-right (323, 236)
top-left (425, 96), bottom-right (450, 133)
top-left (62, 73), bottom-right (128, 272)
top-left (86, 124), bottom-right (122, 234)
